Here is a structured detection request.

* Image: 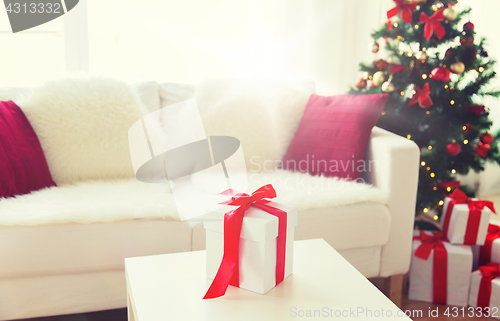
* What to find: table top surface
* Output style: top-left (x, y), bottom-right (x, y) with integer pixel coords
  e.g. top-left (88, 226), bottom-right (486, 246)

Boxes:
top-left (125, 239), bottom-right (410, 320)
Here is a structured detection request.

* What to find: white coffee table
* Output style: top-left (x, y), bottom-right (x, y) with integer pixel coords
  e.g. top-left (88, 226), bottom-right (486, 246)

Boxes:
top-left (125, 239), bottom-right (411, 320)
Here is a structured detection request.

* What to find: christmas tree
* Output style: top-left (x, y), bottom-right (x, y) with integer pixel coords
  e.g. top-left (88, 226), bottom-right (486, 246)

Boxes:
top-left (350, 0), bottom-right (500, 219)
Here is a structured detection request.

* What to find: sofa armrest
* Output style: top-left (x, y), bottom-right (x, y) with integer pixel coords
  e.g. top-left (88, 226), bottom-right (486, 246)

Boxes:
top-left (362, 127), bottom-right (420, 277)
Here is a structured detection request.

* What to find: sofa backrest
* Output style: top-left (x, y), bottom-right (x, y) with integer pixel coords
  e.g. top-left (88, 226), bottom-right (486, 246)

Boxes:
top-left (1, 79), bottom-right (312, 184)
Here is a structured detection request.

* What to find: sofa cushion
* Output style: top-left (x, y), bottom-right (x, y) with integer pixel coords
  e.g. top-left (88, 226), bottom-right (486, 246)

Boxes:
top-left (0, 220), bottom-right (191, 279)
top-left (19, 78), bottom-right (150, 184)
top-left (0, 101), bottom-right (56, 198)
top-left (195, 79), bottom-right (313, 172)
top-left (282, 93), bottom-right (388, 179)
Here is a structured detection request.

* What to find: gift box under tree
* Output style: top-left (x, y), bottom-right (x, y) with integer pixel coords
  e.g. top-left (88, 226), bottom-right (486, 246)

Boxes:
top-left (203, 185), bottom-right (297, 298)
top-left (440, 189), bottom-right (495, 245)
top-left (409, 230), bottom-right (472, 306)
top-left (469, 263), bottom-right (500, 318)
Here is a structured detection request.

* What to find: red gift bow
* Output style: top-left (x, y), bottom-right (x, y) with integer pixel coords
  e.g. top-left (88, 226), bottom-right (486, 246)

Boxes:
top-left (420, 8), bottom-right (446, 41)
top-left (479, 224), bottom-right (500, 266)
top-left (387, 0), bottom-right (417, 24)
top-left (478, 263), bottom-right (500, 308)
top-left (413, 231), bottom-right (448, 304)
top-left (441, 188), bottom-right (496, 244)
top-left (407, 83), bottom-right (433, 108)
top-left (203, 184), bottom-right (287, 299)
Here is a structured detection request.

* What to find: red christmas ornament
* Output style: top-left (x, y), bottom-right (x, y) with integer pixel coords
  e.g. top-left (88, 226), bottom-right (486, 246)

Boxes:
top-left (431, 67), bottom-right (451, 82)
top-left (355, 78), bottom-right (367, 89)
top-left (445, 48), bottom-right (454, 57)
top-left (464, 123), bottom-right (473, 136)
top-left (446, 142), bottom-right (461, 156)
top-left (474, 142), bottom-right (491, 158)
top-left (463, 22), bottom-right (475, 32)
top-left (465, 105), bottom-right (486, 116)
top-left (480, 132), bottom-right (494, 144)
top-left (374, 59), bottom-right (390, 70)
top-left (465, 47), bottom-right (478, 63)
top-left (460, 36), bottom-right (474, 46)
top-left (437, 181), bottom-right (461, 189)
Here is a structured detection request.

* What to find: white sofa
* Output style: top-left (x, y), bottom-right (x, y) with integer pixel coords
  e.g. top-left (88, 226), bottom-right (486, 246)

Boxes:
top-left (0, 80), bottom-right (419, 320)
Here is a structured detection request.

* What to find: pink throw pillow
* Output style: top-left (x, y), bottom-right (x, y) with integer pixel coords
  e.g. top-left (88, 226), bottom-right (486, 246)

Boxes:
top-left (281, 94), bottom-right (388, 180)
top-left (0, 101), bottom-right (56, 198)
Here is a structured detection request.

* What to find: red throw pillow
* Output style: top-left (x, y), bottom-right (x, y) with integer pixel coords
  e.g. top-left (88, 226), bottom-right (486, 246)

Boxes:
top-left (281, 94), bottom-right (388, 180)
top-left (0, 101), bottom-right (56, 198)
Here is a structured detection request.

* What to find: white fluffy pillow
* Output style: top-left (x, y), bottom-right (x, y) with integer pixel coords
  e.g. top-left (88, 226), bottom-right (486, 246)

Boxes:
top-left (20, 78), bottom-right (149, 184)
top-left (195, 79), bottom-right (312, 172)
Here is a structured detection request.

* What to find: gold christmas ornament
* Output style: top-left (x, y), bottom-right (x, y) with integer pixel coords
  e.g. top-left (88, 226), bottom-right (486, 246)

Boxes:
top-left (372, 71), bottom-right (386, 87)
top-left (381, 81), bottom-right (396, 93)
top-left (450, 61), bottom-right (465, 74)
top-left (416, 50), bottom-right (428, 62)
top-left (443, 7), bottom-right (458, 21)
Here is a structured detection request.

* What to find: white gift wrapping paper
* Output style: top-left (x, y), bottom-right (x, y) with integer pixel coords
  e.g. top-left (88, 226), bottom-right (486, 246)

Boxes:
top-left (468, 270), bottom-right (500, 319)
top-left (440, 197), bottom-right (491, 245)
top-left (204, 201), bottom-right (297, 294)
top-left (408, 231), bottom-right (473, 306)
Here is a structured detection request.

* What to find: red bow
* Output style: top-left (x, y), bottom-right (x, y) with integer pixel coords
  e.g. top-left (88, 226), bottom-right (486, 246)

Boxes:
top-left (441, 188), bottom-right (496, 244)
top-left (478, 263), bottom-right (500, 308)
top-left (413, 231), bottom-right (448, 304)
top-left (413, 230), bottom-right (447, 259)
top-left (387, 0), bottom-right (417, 24)
top-left (479, 224), bottom-right (500, 266)
top-left (390, 64), bottom-right (408, 74)
top-left (203, 184), bottom-right (287, 299)
top-left (420, 8), bottom-right (446, 40)
top-left (408, 83), bottom-right (433, 108)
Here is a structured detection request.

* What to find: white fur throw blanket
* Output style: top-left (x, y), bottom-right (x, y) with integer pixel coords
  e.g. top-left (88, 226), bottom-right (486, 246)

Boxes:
top-left (0, 171), bottom-right (387, 226)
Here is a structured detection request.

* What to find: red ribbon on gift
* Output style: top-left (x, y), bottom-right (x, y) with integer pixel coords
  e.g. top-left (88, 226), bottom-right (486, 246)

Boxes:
top-left (465, 200), bottom-right (496, 244)
top-left (203, 184), bottom-right (287, 299)
top-left (478, 263), bottom-right (500, 308)
top-left (413, 231), bottom-right (448, 304)
top-left (387, 0), bottom-right (417, 23)
top-left (407, 83), bottom-right (433, 108)
top-left (420, 8), bottom-right (446, 40)
top-left (479, 224), bottom-right (500, 266)
top-left (441, 188), bottom-right (496, 244)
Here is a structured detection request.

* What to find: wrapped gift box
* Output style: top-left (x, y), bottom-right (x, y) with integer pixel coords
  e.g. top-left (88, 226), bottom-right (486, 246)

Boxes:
top-left (204, 200), bottom-right (297, 295)
top-left (440, 190), bottom-right (493, 245)
top-left (475, 220), bottom-right (500, 268)
top-left (469, 265), bottom-right (500, 318)
top-left (408, 230), bottom-right (472, 306)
